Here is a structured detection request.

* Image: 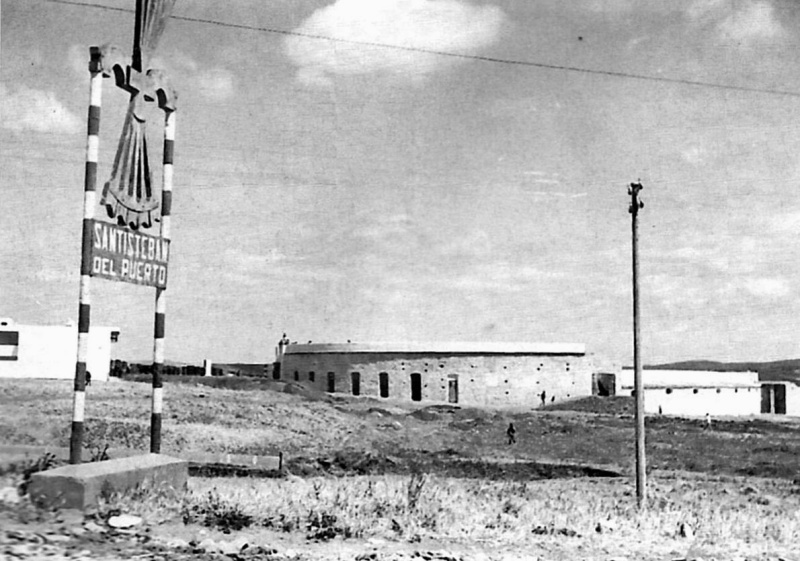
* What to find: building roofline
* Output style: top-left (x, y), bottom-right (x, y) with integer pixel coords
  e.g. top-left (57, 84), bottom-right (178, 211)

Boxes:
top-left (621, 383), bottom-right (761, 390)
top-left (283, 342), bottom-right (586, 356)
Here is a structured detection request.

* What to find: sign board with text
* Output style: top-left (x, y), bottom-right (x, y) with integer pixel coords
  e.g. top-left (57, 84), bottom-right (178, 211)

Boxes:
top-left (90, 220), bottom-right (170, 289)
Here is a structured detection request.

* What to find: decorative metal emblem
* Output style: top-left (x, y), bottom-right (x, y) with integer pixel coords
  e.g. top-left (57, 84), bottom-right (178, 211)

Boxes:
top-left (100, 0), bottom-right (177, 230)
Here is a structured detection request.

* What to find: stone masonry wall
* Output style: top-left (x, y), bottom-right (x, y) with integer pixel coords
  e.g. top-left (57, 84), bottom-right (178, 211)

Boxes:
top-left (280, 351), bottom-right (594, 408)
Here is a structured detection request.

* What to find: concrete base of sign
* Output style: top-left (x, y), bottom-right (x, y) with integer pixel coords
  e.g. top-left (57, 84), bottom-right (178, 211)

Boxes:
top-left (28, 454), bottom-right (187, 510)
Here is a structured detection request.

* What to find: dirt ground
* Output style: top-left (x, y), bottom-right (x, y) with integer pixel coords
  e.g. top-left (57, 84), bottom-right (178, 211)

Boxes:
top-left (3, 378), bottom-right (800, 560)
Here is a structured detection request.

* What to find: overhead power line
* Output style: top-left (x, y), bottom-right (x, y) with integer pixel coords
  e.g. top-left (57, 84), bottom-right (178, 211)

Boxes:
top-left (44, 0), bottom-right (800, 99)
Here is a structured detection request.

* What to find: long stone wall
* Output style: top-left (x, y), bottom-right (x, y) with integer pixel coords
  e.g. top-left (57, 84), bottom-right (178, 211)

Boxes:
top-left (280, 346), bottom-right (596, 408)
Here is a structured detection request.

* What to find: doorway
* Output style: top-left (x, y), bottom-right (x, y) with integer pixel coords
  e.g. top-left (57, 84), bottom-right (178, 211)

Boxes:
top-left (379, 372), bottom-right (389, 398)
top-left (351, 372), bottom-right (361, 396)
top-left (447, 375), bottom-right (459, 404)
top-left (410, 373), bottom-right (422, 402)
top-left (327, 372), bottom-right (335, 393)
top-left (593, 373), bottom-right (616, 397)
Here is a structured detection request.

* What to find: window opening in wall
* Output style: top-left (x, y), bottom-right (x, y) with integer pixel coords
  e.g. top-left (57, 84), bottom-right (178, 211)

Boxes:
top-left (447, 374), bottom-right (458, 404)
top-left (327, 372), bottom-right (335, 393)
top-left (716, 388), bottom-right (721, 393)
top-left (410, 373), bottom-right (422, 402)
top-left (666, 388), bottom-right (672, 394)
top-left (309, 371), bottom-right (315, 382)
top-left (693, 389), bottom-right (699, 394)
top-left (351, 372), bottom-right (361, 396)
top-left (0, 330), bottom-right (19, 361)
top-left (379, 372), bottom-right (389, 398)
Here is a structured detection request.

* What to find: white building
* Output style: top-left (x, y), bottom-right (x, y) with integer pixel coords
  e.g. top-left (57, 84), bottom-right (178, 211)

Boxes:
top-left (619, 368), bottom-right (762, 417)
top-left (0, 318), bottom-right (119, 382)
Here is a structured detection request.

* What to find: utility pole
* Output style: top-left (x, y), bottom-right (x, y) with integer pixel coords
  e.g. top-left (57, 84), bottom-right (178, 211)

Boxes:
top-left (628, 181), bottom-right (646, 509)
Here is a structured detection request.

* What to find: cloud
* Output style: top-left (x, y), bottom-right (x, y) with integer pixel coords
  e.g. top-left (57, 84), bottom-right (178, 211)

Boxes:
top-left (447, 261), bottom-right (565, 293)
top-left (0, 83), bottom-right (82, 134)
top-left (284, 0), bottom-right (506, 87)
top-left (743, 277), bottom-right (790, 298)
top-left (681, 144), bottom-right (708, 165)
top-left (196, 68), bottom-right (236, 101)
top-left (687, 0), bottom-right (784, 46)
top-left (718, 1), bottom-right (783, 45)
top-left (353, 213), bottom-right (414, 240)
top-left (685, 0), bottom-right (725, 22)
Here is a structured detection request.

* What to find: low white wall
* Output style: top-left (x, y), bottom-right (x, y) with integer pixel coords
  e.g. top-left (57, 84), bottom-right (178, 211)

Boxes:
top-left (645, 386), bottom-right (760, 417)
top-left (0, 323), bottom-right (117, 381)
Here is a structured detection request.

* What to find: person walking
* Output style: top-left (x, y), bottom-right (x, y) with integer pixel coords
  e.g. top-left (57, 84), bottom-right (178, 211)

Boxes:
top-left (506, 422), bottom-right (517, 445)
top-left (540, 390), bottom-right (546, 407)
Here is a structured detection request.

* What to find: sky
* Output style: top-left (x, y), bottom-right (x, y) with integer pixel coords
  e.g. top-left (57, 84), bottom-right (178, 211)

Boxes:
top-left (3, 0), bottom-right (800, 365)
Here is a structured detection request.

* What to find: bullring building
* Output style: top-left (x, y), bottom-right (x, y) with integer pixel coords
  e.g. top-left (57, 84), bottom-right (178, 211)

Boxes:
top-left (275, 340), bottom-right (607, 408)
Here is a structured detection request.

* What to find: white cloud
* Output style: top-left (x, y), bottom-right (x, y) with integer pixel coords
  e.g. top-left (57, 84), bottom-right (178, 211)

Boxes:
top-left (448, 261), bottom-right (564, 293)
top-left (770, 210), bottom-right (800, 234)
top-left (353, 213), bottom-right (414, 240)
top-left (744, 277), bottom-right (790, 298)
top-left (196, 68), bottom-right (236, 102)
top-left (687, 0), bottom-right (784, 46)
top-left (67, 44), bottom-right (90, 78)
top-left (718, 1), bottom-right (783, 45)
top-left (685, 0), bottom-right (725, 22)
top-left (681, 144), bottom-right (707, 165)
top-left (284, 0), bottom-right (506, 87)
top-left (0, 83), bottom-right (82, 134)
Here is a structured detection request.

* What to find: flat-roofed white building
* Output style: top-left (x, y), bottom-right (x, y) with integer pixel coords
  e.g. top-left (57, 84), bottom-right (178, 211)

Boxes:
top-left (619, 368), bottom-right (763, 417)
top-left (0, 318), bottom-right (119, 382)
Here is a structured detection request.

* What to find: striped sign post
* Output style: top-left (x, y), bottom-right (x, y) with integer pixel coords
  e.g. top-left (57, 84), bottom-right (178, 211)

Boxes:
top-left (151, 109), bottom-right (175, 454)
top-left (70, 0), bottom-right (177, 463)
top-left (70, 46), bottom-right (104, 465)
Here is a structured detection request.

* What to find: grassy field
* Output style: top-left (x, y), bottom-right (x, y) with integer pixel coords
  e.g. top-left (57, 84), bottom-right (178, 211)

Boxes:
top-left (3, 376), bottom-right (800, 559)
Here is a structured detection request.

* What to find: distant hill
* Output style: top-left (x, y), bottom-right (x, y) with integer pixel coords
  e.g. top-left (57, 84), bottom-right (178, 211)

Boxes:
top-left (647, 359), bottom-right (800, 385)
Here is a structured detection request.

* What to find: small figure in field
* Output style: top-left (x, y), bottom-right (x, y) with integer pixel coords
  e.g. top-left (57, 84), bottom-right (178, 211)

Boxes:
top-left (85, 371), bottom-right (92, 387)
top-left (705, 412), bottom-right (712, 430)
top-left (506, 422), bottom-right (517, 445)
top-left (540, 391), bottom-right (546, 407)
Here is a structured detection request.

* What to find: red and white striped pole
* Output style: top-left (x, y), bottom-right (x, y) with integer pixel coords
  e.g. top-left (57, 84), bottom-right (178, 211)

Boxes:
top-left (70, 46), bottom-right (103, 465)
top-left (150, 109), bottom-right (175, 454)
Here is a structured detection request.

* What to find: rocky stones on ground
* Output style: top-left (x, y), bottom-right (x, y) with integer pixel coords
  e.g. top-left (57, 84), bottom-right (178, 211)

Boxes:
top-left (83, 521), bottom-right (106, 533)
top-left (0, 486), bottom-right (22, 504)
top-left (108, 513), bottom-right (143, 529)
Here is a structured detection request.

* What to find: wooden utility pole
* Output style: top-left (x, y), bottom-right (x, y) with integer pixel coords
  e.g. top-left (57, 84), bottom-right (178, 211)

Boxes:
top-left (629, 181), bottom-right (646, 509)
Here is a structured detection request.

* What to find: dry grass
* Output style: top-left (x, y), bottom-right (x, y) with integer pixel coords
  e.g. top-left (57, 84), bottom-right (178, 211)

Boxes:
top-left (100, 473), bottom-right (799, 559)
top-left (4, 378), bottom-right (800, 558)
